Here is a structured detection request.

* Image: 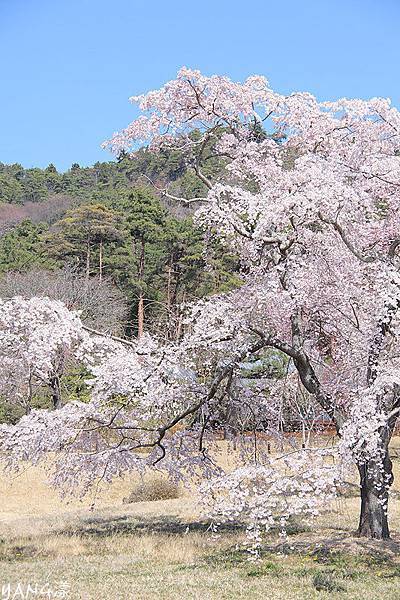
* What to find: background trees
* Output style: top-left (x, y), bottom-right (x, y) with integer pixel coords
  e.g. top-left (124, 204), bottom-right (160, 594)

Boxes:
top-left (0, 220), bottom-right (50, 273)
top-left (0, 142), bottom-right (241, 416)
top-left (44, 203), bottom-right (124, 280)
top-left (111, 188), bottom-right (167, 338)
top-left (0, 157), bottom-right (241, 338)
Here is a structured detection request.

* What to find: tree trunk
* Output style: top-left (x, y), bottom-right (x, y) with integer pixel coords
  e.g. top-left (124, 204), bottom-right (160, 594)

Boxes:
top-left (175, 290), bottom-right (186, 340)
top-left (166, 262), bottom-right (172, 312)
top-left (137, 292), bottom-right (144, 339)
top-left (137, 239), bottom-right (145, 338)
top-left (50, 375), bottom-right (63, 409)
top-left (86, 240), bottom-right (91, 282)
top-left (49, 356), bottom-right (65, 410)
top-left (99, 240), bottom-right (103, 282)
top-left (357, 450), bottom-right (393, 539)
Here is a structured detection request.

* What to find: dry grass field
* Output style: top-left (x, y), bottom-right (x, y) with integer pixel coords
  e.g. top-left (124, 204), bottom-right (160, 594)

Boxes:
top-left (1, 440), bottom-right (400, 599)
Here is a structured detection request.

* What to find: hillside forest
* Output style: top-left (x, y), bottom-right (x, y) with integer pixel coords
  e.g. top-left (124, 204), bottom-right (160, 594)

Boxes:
top-left (0, 147), bottom-right (242, 422)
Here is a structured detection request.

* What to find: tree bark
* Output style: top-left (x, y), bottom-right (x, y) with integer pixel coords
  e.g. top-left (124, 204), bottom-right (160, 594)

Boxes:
top-left (357, 402), bottom-right (398, 539)
top-left (137, 293), bottom-right (144, 339)
top-left (137, 239), bottom-right (145, 338)
top-left (85, 240), bottom-right (91, 282)
top-left (49, 356), bottom-right (65, 410)
top-left (49, 374), bottom-right (63, 410)
top-left (357, 451), bottom-right (393, 539)
top-left (166, 262), bottom-right (172, 312)
top-left (99, 240), bottom-right (103, 282)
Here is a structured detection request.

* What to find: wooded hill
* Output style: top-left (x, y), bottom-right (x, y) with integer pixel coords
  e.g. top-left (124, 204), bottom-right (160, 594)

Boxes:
top-left (0, 149), bottom-right (244, 421)
top-left (0, 149), bottom-right (241, 333)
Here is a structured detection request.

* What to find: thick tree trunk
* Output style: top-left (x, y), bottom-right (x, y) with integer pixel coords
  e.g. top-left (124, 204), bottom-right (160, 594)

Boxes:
top-left (358, 476), bottom-right (390, 539)
top-left (357, 450), bottom-right (393, 539)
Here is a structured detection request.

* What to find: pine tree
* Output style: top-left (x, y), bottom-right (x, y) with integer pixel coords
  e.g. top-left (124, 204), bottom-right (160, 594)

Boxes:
top-left (43, 204), bottom-right (124, 279)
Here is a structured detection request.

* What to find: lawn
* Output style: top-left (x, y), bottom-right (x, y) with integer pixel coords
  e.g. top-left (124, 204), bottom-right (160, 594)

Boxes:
top-left (1, 440), bottom-right (400, 599)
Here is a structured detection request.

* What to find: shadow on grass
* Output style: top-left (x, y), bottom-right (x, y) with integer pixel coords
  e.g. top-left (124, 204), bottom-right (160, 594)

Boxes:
top-left (57, 512), bottom-right (312, 540)
top-left (263, 534), bottom-right (400, 565)
top-left (206, 536), bottom-right (400, 582)
top-left (58, 514), bottom-right (245, 538)
top-left (2, 513), bottom-right (400, 571)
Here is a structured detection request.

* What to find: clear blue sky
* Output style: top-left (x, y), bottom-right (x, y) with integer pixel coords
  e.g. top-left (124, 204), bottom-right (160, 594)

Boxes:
top-left (0, 0), bottom-right (399, 172)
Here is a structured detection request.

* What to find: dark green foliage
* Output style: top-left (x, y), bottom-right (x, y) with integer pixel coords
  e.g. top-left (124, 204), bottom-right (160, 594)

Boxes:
top-left (0, 128), bottom-right (227, 206)
top-left (0, 220), bottom-right (50, 273)
top-left (240, 349), bottom-right (289, 380)
top-left (0, 151), bottom-right (241, 335)
top-left (43, 203), bottom-right (124, 277)
top-left (0, 147), bottom-right (189, 206)
top-left (0, 172), bottom-right (23, 204)
top-left (61, 364), bottom-right (92, 404)
top-left (0, 400), bottom-right (25, 425)
top-left (20, 168), bottom-right (50, 202)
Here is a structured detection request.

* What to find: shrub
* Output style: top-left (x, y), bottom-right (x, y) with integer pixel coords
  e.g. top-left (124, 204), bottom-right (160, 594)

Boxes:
top-left (123, 477), bottom-right (180, 503)
top-left (312, 572), bottom-right (346, 593)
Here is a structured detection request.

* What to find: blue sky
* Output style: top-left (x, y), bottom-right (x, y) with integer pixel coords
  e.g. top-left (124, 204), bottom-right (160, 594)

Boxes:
top-left (0, 0), bottom-right (399, 171)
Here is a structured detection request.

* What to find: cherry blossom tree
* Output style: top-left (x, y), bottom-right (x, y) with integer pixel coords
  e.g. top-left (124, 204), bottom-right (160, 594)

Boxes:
top-left (2, 68), bottom-right (400, 545)
top-left (0, 297), bottom-right (92, 411)
top-left (102, 68), bottom-right (400, 540)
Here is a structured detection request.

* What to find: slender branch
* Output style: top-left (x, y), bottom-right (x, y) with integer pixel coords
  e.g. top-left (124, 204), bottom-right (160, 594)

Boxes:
top-left (140, 174), bottom-right (208, 204)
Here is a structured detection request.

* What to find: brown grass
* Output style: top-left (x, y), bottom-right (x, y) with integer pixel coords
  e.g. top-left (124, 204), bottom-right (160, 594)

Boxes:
top-left (1, 439), bottom-right (400, 598)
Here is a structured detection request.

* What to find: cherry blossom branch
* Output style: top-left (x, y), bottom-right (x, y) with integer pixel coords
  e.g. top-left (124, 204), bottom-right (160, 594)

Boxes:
top-left (318, 212), bottom-right (375, 263)
top-left (248, 324), bottom-right (342, 428)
